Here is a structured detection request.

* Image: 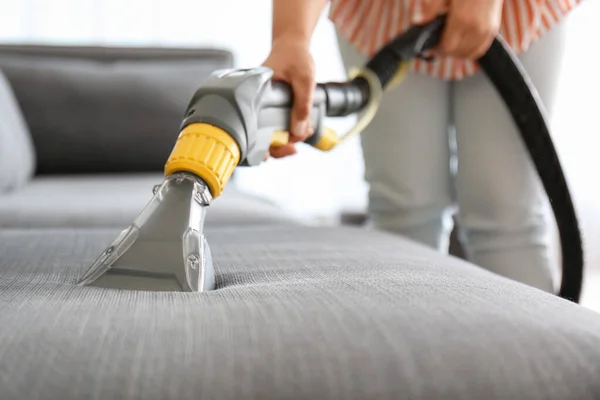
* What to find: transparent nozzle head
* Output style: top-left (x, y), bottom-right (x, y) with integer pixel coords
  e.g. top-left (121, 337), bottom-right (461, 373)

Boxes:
top-left (78, 172), bottom-right (215, 292)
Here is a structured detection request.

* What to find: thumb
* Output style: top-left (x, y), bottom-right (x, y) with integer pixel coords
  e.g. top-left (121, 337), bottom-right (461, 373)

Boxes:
top-left (412, 0), bottom-right (447, 25)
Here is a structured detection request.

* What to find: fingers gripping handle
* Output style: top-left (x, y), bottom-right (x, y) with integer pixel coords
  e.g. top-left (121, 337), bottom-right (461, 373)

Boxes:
top-left (263, 80), bottom-right (368, 151)
top-left (258, 95), bottom-right (334, 151)
top-left (261, 82), bottom-right (335, 152)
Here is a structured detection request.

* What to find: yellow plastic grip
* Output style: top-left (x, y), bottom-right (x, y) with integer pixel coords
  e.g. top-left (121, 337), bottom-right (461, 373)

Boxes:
top-left (164, 123), bottom-right (241, 198)
top-left (270, 128), bottom-right (339, 152)
top-left (271, 131), bottom-right (289, 148)
top-left (315, 128), bottom-right (340, 151)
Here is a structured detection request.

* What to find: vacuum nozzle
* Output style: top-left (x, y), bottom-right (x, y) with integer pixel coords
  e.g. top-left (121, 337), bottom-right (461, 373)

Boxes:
top-left (78, 172), bottom-right (215, 292)
top-left (77, 123), bottom-right (241, 292)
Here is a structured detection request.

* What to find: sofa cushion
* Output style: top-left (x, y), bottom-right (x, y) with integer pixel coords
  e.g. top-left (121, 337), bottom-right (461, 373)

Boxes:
top-left (1, 226), bottom-right (599, 400)
top-left (0, 44), bottom-right (233, 175)
top-left (0, 68), bottom-right (35, 193)
top-left (0, 174), bottom-right (295, 228)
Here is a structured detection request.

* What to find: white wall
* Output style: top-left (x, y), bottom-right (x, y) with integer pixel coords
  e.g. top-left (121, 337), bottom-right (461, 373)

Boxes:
top-left (1, 0), bottom-right (599, 272)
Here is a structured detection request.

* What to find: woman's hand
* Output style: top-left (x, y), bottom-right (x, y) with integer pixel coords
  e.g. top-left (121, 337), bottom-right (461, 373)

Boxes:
top-left (413, 0), bottom-right (504, 60)
top-left (261, 35), bottom-right (316, 159)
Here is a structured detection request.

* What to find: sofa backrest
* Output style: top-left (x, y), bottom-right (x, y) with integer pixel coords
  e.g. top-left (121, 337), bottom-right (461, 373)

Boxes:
top-left (0, 44), bottom-right (234, 175)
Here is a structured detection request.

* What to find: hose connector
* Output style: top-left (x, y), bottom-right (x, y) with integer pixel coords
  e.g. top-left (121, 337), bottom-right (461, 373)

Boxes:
top-left (165, 123), bottom-right (241, 198)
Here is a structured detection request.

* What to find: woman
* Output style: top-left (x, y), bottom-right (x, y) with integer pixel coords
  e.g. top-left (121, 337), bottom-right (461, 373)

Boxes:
top-left (262, 0), bottom-right (580, 293)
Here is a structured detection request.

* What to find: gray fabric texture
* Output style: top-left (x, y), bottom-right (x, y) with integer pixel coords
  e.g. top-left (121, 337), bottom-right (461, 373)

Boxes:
top-left (1, 226), bottom-right (600, 400)
top-left (0, 68), bottom-right (35, 193)
top-left (0, 174), bottom-right (294, 228)
top-left (0, 44), bottom-right (233, 175)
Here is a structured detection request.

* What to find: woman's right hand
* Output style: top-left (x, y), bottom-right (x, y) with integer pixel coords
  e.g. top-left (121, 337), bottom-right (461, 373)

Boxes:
top-left (262, 35), bottom-right (316, 159)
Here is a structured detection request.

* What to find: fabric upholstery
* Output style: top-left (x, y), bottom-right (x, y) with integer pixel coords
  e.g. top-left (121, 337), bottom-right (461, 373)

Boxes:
top-left (0, 44), bottom-right (233, 175)
top-left (0, 68), bottom-right (35, 193)
top-left (0, 174), bottom-right (294, 228)
top-left (1, 226), bottom-right (599, 399)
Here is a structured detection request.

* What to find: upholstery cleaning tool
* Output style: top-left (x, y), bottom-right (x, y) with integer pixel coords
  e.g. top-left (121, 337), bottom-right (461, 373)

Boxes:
top-left (78, 15), bottom-right (583, 303)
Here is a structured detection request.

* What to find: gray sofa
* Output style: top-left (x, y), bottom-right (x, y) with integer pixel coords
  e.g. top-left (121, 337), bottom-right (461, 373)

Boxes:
top-left (1, 44), bottom-right (600, 400)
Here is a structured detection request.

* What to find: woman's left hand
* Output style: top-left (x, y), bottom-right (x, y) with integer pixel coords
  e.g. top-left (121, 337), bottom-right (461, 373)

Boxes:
top-left (412, 0), bottom-right (504, 60)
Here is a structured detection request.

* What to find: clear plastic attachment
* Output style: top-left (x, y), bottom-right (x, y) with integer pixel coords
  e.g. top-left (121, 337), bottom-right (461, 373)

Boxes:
top-left (78, 172), bottom-right (215, 292)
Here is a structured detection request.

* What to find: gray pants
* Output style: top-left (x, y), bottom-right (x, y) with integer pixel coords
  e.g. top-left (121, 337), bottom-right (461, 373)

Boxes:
top-left (335, 21), bottom-right (568, 293)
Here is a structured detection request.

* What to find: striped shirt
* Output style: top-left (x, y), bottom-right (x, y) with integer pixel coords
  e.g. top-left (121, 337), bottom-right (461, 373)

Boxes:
top-left (329, 0), bottom-right (580, 80)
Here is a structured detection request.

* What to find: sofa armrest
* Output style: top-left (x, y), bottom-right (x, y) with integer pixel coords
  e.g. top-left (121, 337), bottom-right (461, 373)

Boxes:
top-left (0, 68), bottom-right (35, 193)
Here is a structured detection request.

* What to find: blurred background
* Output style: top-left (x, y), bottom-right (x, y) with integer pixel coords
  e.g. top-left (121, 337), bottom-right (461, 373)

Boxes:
top-left (1, 0), bottom-right (365, 222)
top-left (1, 0), bottom-right (599, 304)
